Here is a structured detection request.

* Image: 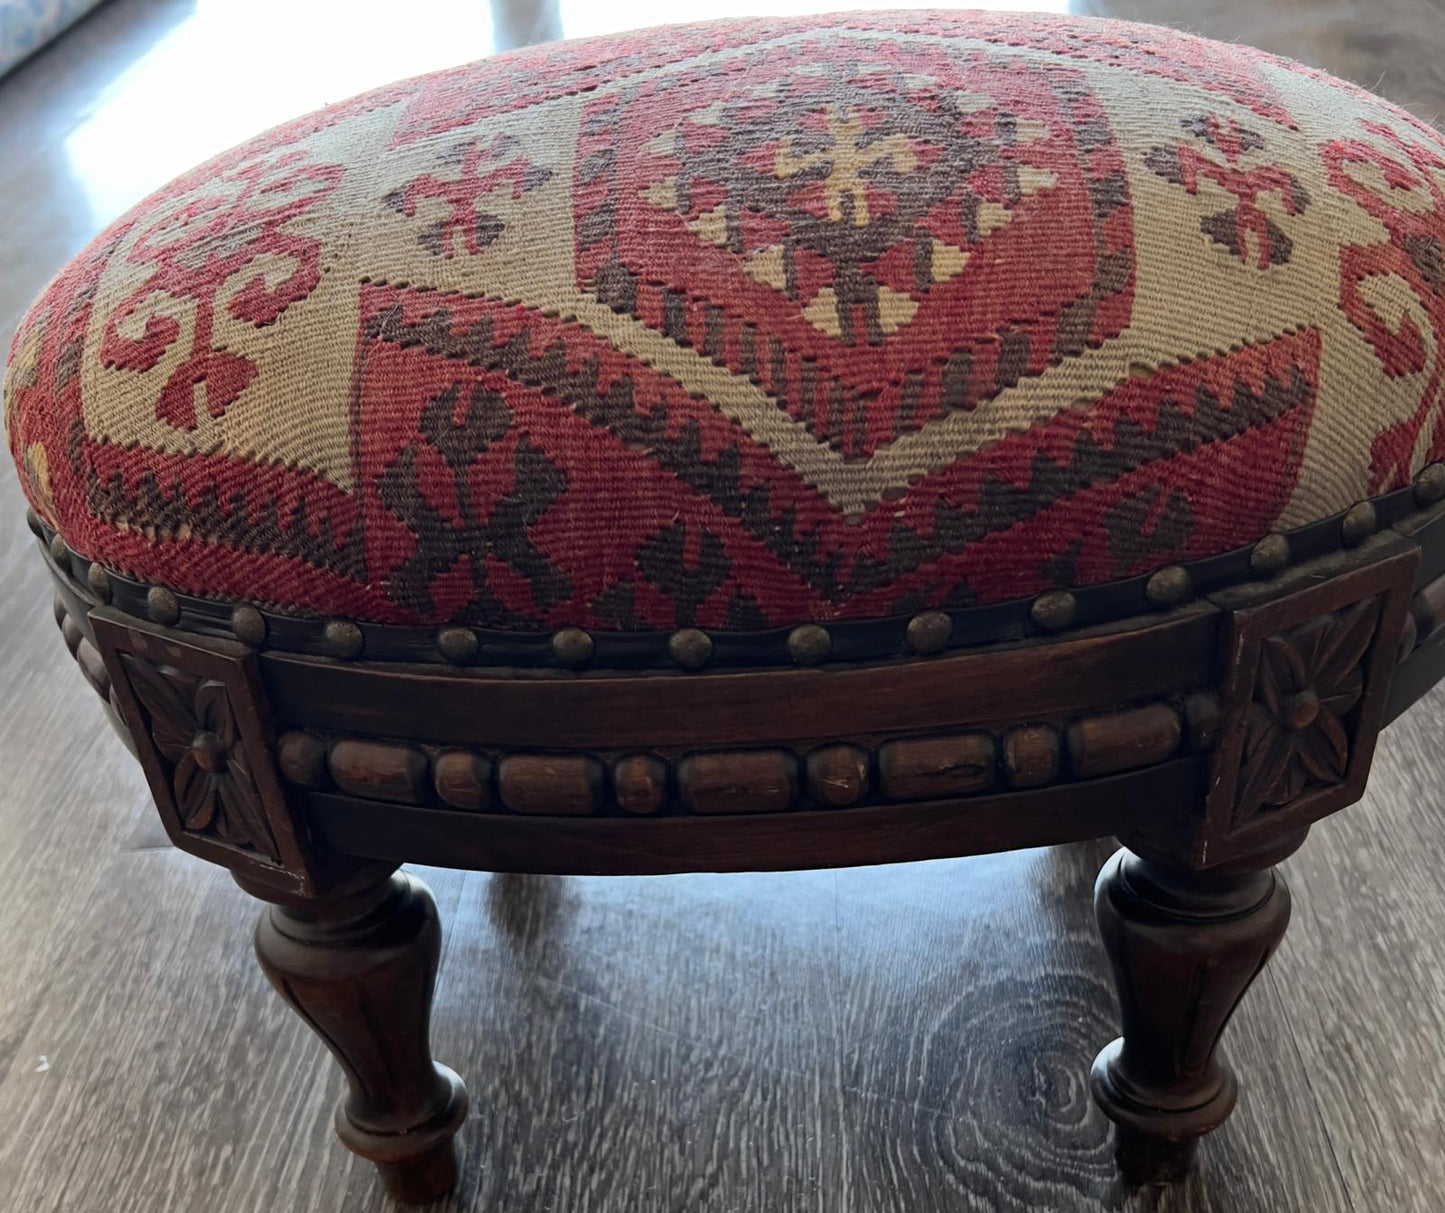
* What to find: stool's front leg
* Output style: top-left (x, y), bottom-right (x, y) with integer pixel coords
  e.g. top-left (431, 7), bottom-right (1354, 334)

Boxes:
top-left (239, 867), bottom-right (469, 1203)
top-left (1090, 831), bottom-right (1302, 1182)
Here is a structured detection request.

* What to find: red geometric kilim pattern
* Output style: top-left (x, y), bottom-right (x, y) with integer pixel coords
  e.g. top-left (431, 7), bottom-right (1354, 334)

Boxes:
top-left (6, 12), bottom-right (1445, 630)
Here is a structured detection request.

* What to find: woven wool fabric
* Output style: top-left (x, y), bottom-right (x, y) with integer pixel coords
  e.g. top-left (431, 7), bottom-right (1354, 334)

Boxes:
top-left (6, 11), bottom-right (1445, 630)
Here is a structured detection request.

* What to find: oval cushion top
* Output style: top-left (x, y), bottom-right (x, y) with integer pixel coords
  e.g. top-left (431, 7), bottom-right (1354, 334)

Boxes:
top-left (6, 10), bottom-right (1445, 634)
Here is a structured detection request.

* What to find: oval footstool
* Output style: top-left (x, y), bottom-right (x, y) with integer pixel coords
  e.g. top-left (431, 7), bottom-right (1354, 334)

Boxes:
top-left (8, 8), bottom-right (1445, 1201)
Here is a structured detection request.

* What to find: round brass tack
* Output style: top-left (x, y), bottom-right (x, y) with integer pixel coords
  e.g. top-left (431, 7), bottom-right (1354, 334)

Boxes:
top-left (48, 532), bottom-right (69, 565)
top-left (668, 627), bottom-right (713, 670)
top-left (1341, 501), bottom-right (1377, 548)
top-left (550, 626), bottom-right (594, 668)
top-left (787, 623), bottom-right (832, 666)
top-left (1249, 533), bottom-right (1290, 579)
top-left (86, 563), bottom-right (112, 602)
top-left (322, 619), bottom-right (364, 660)
top-left (231, 605), bottom-right (267, 646)
top-left (905, 609), bottom-right (953, 656)
top-left (146, 586), bottom-right (180, 626)
top-left (1144, 565), bottom-right (1191, 609)
top-left (437, 626), bottom-right (479, 665)
top-left (25, 508), bottom-right (45, 539)
top-left (1030, 590), bottom-right (1077, 633)
top-left (1415, 463), bottom-right (1445, 507)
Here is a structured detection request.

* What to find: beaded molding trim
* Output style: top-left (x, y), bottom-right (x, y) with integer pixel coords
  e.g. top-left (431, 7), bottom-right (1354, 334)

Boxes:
top-left (276, 692), bottom-right (1216, 818)
top-left (31, 464), bottom-right (1445, 673)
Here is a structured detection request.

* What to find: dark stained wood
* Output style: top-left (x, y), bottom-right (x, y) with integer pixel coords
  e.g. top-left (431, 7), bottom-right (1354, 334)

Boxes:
top-left (329, 738), bottom-right (431, 806)
top-left (433, 748), bottom-right (495, 811)
top-left (611, 752), bottom-right (668, 814)
top-left (1065, 704), bottom-right (1182, 780)
top-left (804, 743), bottom-right (871, 807)
top-left (278, 730), bottom-right (330, 790)
top-left (245, 867), bottom-right (468, 1203)
top-left (496, 753), bottom-right (604, 816)
top-left (303, 758), bottom-right (1205, 876)
top-left (1001, 724), bottom-right (1062, 789)
top-left (677, 749), bottom-right (799, 814)
top-left (877, 732), bottom-right (996, 801)
top-left (43, 481), bottom-right (1431, 1202)
top-left (1192, 537), bottom-right (1418, 867)
top-left (89, 607), bottom-right (317, 897)
top-left (1091, 835), bottom-right (1303, 1180)
top-left (1409, 569), bottom-right (1445, 648)
top-left (258, 606), bottom-right (1222, 749)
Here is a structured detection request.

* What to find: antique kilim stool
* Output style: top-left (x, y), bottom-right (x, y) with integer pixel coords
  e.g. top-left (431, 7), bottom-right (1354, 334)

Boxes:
top-left (7, 7), bottom-right (1445, 1201)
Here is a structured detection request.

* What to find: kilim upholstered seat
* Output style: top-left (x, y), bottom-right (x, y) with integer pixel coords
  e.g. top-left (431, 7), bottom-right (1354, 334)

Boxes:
top-left (8, 9), bottom-right (1445, 1202)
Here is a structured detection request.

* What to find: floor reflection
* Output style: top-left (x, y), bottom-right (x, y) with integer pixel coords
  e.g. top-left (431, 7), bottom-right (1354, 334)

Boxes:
top-left (58, 0), bottom-right (1092, 230)
top-left (62, 0), bottom-right (497, 223)
top-left (554, 0), bottom-right (1076, 40)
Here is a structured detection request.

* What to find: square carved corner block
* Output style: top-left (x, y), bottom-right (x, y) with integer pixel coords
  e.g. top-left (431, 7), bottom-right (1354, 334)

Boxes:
top-left (91, 609), bottom-right (316, 897)
top-left (1201, 538), bottom-right (1418, 865)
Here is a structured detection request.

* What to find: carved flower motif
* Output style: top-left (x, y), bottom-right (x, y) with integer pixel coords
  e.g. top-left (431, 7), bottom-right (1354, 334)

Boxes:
top-left (1236, 596), bottom-right (1381, 820)
top-left (122, 655), bottom-right (281, 861)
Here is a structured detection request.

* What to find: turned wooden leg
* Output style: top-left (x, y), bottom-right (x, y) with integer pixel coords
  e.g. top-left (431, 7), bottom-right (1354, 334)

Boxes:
top-left (240, 867), bottom-right (468, 1203)
top-left (1090, 832), bottom-right (1303, 1183)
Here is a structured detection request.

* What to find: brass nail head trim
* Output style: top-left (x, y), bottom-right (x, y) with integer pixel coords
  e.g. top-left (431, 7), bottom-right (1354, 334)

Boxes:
top-left (323, 620), bottom-right (364, 660)
top-left (1415, 462), bottom-right (1445, 507)
top-left (438, 626), bottom-right (479, 665)
top-left (551, 626), bottom-right (594, 668)
top-left (905, 610), bottom-right (952, 655)
top-left (668, 627), bottom-right (713, 670)
top-left (231, 605), bottom-right (267, 646)
top-left (1341, 501), bottom-right (1377, 548)
top-left (1250, 533), bottom-right (1290, 578)
top-left (87, 563), bottom-right (112, 602)
top-left (787, 623), bottom-right (832, 666)
top-left (1145, 565), bottom-right (1191, 608)
top-left (146, 586), bottom-right (180, 626)
top-left (1030, 590), bottom-right (1077, 633)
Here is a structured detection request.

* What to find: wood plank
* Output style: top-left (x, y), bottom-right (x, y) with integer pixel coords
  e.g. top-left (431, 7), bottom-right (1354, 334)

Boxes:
top-left (259, 608), bottom-right (1218, 750)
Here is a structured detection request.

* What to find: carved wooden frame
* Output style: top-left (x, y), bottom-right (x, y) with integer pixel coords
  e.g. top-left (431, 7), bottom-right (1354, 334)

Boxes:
top-left (28, 478), bottom-right (1445, 1199)
top-left (35, 484), bottom-right (1445, 887)
top-left (90, 608), bottom-right (321, 898)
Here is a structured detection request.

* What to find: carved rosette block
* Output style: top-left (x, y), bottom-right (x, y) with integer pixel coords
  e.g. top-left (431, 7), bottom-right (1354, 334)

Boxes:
top-left (91, 607), bottom-right (315, 896)
top-left (1196, 538), bottom-right (1417, 865)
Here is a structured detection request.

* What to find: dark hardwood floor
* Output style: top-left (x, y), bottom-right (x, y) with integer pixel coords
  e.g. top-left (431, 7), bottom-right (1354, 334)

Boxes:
top-left (1, 1), bottom-right (1443, 1209)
